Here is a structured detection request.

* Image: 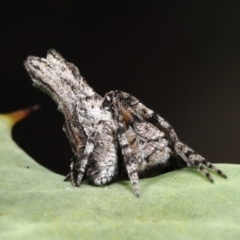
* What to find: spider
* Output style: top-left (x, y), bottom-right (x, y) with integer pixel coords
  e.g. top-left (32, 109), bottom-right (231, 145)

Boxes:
top-left (24, 49), bottom-right (227, 197)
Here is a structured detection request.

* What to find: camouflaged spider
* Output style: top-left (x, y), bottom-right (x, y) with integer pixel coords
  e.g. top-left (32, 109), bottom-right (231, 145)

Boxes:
top-left (24, 49), bottom-right (227, 197)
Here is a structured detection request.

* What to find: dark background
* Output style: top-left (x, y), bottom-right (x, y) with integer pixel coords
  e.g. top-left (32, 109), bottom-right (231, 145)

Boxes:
top-left (1, 1), bottom-right (240, 175)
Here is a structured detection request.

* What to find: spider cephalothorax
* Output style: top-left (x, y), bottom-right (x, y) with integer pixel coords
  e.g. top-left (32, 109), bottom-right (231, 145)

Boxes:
top-left (24, 49), bottom-right (227, 197)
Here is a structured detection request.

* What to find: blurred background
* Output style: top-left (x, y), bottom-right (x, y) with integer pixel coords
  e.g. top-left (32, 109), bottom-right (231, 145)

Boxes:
top-left (1, 1), bottom-right (240, 175)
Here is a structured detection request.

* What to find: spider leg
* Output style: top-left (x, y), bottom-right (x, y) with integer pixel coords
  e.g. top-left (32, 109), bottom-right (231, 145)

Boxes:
top-left (62, 119), bottom-right (89, 186)
top-left (63, 139), bottom-right (95, 187)
top-left (64, 174), bottom-right (71, 181)
top-left (75, 139), bottom-right (95, 186)
top-left (189, 152), bottom-right (227, 180)
top-left (185, 152), bottom-right (227, 181)
top-left (201, 160), bottom-right (227, 178)
top-left (116, 114), bottom-right (140, 197)
top-left (64, 156), bottom-right (77, 184)
top-left (191, 159), bottom-right (214, 183)
top-left (103, 92), bottom-right (142, 196)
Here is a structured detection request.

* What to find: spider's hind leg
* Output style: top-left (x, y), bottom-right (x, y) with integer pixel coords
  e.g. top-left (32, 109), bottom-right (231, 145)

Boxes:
top-left (202, 159), bottom-right (227, 178)
top-left (173, 141), bottom-right (227, 182)
top-left (103, 91), bottom-right (140, 196)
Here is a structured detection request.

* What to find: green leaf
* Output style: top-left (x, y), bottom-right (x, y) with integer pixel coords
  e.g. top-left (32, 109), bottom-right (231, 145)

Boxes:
top-left (0, 110), bottom-right (240, 240)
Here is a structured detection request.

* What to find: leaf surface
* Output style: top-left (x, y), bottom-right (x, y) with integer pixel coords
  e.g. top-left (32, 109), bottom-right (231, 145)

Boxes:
top-left (0, 111), bottom-right (239, 240)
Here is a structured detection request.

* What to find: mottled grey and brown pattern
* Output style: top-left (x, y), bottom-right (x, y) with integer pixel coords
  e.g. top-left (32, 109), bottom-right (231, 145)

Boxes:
top-left (24, 49), bottom-right (118, 187)
top-left (24, 49), bottom-right (227, 197)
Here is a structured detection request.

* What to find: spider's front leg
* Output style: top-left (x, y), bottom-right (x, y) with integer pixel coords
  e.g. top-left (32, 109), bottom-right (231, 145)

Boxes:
top-left (116, 114), bottom-right (140, 197)
top-left (104, 95), bottom-right (140, 196)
